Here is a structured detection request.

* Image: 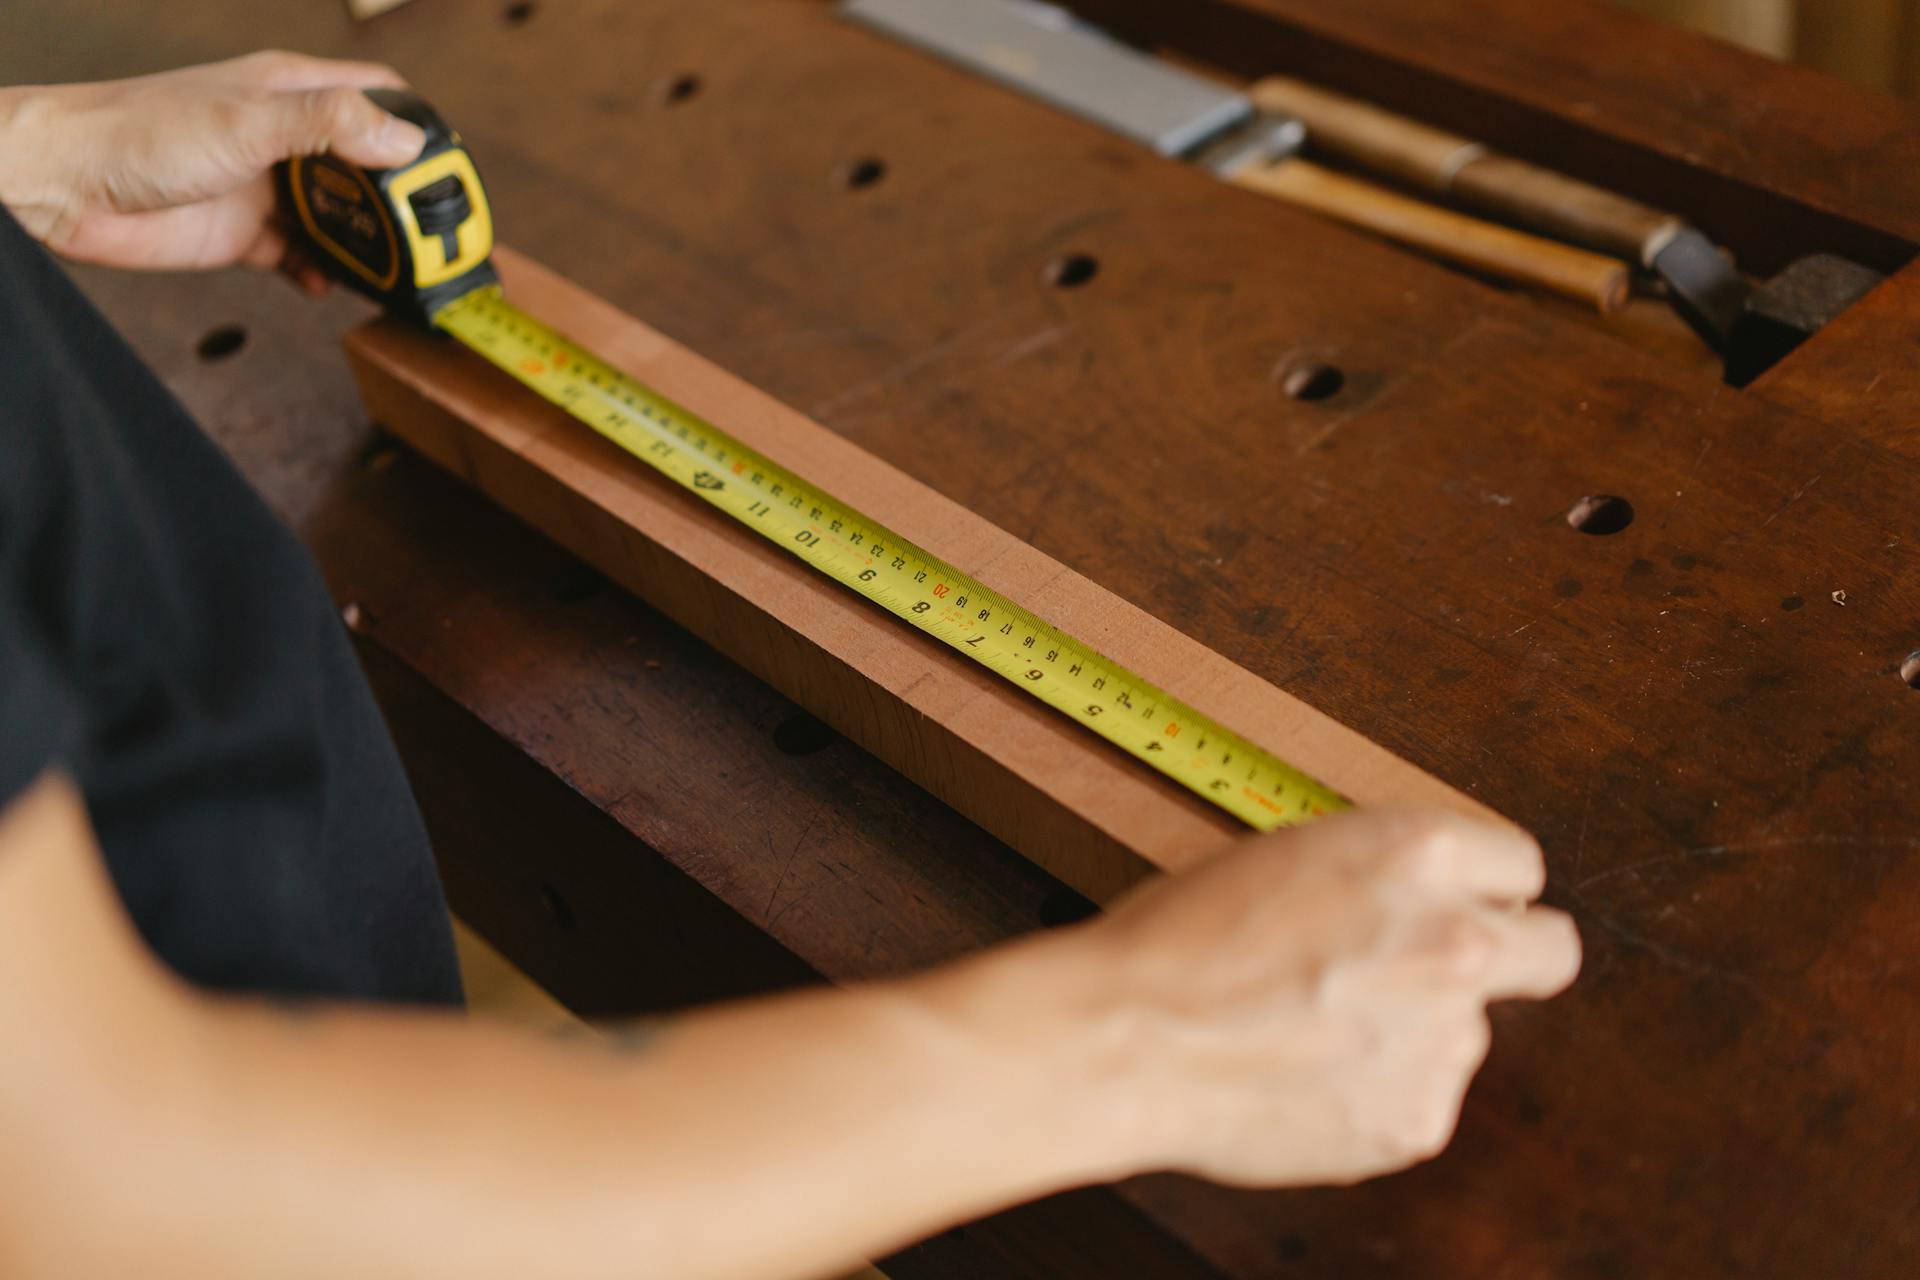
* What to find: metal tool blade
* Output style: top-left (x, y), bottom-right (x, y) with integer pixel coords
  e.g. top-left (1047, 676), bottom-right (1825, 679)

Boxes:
top-left (1650, 227), bottom-right (1752, 356)
top-left (840, 0), bottom-right (1255, 158)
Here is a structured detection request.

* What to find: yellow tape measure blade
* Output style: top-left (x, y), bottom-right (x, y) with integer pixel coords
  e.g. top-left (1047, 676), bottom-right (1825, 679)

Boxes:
top-left (434, 289), bottom-right (1348, 829)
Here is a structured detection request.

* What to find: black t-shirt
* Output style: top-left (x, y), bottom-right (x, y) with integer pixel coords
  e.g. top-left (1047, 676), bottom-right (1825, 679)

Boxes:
top-left (0, 206), bottom-right (460, 1005)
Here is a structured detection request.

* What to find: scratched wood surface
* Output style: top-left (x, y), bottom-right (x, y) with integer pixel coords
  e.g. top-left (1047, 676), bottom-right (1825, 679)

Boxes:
top-left (13, 0), bottom-right (1920, 1276)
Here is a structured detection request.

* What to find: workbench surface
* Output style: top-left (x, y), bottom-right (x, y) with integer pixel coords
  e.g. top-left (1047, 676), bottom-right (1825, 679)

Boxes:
top-left (15, 1), bottom-right (1920, 1276)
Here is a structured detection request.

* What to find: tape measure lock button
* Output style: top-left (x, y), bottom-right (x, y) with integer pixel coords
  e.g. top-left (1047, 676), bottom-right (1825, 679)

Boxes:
top-left (408, 174), bottom-right (472, 235)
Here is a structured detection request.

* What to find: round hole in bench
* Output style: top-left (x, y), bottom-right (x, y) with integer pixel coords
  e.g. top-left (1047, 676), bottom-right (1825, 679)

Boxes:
top-left (196, 324), bottom-right (247, 361)
top-left (1566, 494), bottom-right (1635, 536)
top-left (1901, 651), bottom-right (1920, 689)
top-left (1281, 361), bottom-right (1344, 402)
top-left (841, 157), bottom-right (887, 190)
top-left (502, 1), bottom-right (536, 25)
top-left (659, 73), bottom-right (702, 105)
top-left (1046, 253), bottom-right (1099, 288)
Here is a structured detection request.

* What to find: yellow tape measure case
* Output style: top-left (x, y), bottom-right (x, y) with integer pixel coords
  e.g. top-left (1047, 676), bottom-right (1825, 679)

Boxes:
top-left (282, 88), bottom-right (498, 322)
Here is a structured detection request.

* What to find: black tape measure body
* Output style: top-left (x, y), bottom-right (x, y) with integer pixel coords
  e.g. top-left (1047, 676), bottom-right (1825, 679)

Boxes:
top-left (282, 89), bottom-right (499, 323)
top-left (288, 93), bottom-right (1347, 831)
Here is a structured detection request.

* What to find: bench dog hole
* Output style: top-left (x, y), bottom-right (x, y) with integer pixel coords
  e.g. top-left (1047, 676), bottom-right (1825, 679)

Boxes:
top-left (1901, 651), bottom-right (1920, 689)
top-left (196, 325), bottom-right (247, 362)
top-left (1567, 494), bottom-right (1635, 536)
top-left (659, 73), bottom-right (702, 105)
top-left (841, 157), bottom-right (887, 190)
top-left (1046, 253), bottom-right (1099, 288)
top-left (1281, 361), bottom-right (1344, 402)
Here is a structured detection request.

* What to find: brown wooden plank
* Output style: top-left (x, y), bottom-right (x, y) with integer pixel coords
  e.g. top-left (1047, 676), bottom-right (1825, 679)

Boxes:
top-left (346, 248), bottom-right (1490, 902)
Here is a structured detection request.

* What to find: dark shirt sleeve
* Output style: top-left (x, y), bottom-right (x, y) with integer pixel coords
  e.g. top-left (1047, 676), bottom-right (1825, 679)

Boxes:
top-left (0, 204), bottom-right (460, 1006)
top-left (0, 223), bottom-right (86, 811)
top-left (0, 599), bottom-right (77, 808)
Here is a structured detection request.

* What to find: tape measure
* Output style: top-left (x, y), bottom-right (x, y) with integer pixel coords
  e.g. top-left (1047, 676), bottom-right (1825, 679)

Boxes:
top-left (286, 92), bottom-right (1348, 831)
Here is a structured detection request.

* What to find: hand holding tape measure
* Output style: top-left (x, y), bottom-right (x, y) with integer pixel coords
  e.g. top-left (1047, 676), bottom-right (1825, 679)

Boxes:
top-left (284, 90), bottom-right (1347, 829)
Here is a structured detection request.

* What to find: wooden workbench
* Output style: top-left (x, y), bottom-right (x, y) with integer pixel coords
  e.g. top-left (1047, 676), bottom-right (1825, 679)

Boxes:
top-left (15, 1), bottom-right (1920, 1275)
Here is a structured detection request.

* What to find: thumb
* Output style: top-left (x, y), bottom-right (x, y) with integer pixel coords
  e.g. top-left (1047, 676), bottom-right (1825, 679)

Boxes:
top-left (257, 85), bottom-right (427, 168)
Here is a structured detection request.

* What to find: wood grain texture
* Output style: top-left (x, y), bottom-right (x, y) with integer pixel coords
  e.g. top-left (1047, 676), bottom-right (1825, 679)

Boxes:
top-left (25, 0), bottom-right (1920, 1275)
top-left (347, 247), bottom-right (1490, 902)
top-left (1229, 158), bottom-right (1630, 308)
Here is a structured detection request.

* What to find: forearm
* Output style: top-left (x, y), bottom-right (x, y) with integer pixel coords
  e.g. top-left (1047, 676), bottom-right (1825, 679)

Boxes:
top-left (12, 932), bottom-right (1130, 1280)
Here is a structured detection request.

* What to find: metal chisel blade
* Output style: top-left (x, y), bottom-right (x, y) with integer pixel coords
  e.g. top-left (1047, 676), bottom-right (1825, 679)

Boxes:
top-left (1650, 227), bottom-right (1751, 356)
top-left (840, 0), bottom-right (1254, 157)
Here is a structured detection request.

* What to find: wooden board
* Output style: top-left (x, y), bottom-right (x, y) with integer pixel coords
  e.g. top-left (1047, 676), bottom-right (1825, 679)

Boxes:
top-left (346, 248), bottom-right (1489, 903)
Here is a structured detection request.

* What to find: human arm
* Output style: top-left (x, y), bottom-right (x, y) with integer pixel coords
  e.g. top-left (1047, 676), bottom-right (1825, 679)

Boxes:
top-left (0, 51), bottom-right (427, 288)
top-left (0, 770), bottom-right (1577, 1280)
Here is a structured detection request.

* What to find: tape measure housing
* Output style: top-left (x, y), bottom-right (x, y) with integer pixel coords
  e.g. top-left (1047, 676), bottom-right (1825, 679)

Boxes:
top-left (283, 89), bottom-right (499, 323)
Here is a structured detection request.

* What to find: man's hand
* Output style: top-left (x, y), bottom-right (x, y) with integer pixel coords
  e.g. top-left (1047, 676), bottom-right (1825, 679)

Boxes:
top-left (0, 52), bottom-right (426, 289)
top-left (1038, 808), bottom-right (1582, 1187)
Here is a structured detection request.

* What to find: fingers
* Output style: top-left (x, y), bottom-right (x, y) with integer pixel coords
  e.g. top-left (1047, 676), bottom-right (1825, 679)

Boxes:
top-left (1370, 904), bottom-right (1579, 1004)
top-left (218, 50), bottom-right (408, 93)
top-left (251, 84), bottom-right (428, 171)
top-left (1480, 906), bottom-right (1582, 1001)
top-left (1357, 809), bottom-right (1546, 903)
